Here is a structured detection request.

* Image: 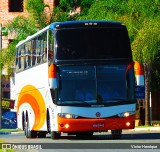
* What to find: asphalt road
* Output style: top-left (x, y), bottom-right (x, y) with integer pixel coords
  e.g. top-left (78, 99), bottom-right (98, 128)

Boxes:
top-left (0, 130), bottom-right (160, 152)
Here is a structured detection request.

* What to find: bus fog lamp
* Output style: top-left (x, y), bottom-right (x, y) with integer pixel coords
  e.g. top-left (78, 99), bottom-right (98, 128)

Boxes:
top-left (126, 122), bottom-right (130, 126)
top-left (65, 124), bottom-right (69, 129)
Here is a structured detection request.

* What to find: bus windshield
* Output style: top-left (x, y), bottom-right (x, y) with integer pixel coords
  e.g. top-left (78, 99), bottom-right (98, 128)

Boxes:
top-left (57, 64), bottom-right (134, 106)
top-left (55, 27), bottom-right (132, 61)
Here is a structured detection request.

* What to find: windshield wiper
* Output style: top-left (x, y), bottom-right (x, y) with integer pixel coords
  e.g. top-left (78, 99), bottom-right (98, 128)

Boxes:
top-left (104, 98), bottom-right (128, 102)
top-left (57, 100), bottom-right (91, 105)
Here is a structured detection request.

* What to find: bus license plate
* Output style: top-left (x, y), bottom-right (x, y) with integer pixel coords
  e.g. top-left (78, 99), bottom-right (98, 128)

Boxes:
top-left (93, 123), bottom-right (104, 127)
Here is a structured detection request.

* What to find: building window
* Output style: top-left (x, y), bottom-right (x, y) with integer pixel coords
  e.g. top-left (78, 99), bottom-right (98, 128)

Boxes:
top-left (9, 0), bottom-right (23, 12)
top-left (3, 92), bottom-right (10, 98)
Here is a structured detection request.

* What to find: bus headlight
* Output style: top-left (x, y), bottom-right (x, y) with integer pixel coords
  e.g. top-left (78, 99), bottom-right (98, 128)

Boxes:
top-left (124, 112), bottom-right (130, 117)
top-left (58, 113), bottom-right (78, 119)
top-left (118, 111), bottom-right (135, 117)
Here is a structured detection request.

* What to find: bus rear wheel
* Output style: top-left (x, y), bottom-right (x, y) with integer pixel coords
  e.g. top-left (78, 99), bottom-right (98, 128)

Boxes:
top-left (25, 121), bottom-right (37, 138)
top-left (111, 129), bottom-right (122, 139)
top-left (51, 131), bottom-right (60, 139)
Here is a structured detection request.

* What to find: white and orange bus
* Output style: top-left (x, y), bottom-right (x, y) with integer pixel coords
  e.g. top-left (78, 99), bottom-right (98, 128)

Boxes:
top-left (14, 20), bottom-right (137, 139)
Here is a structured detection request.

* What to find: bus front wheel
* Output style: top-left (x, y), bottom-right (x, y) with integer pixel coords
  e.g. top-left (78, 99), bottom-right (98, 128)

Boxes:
top-left (51, 131), bottom-right (60, 139)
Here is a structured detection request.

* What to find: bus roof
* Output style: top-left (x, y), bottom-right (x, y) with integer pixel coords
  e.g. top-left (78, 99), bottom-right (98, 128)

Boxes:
top-left (49, 20), bottom-right (125, 29)
top-left (16, 20), bottom-right (125, 48)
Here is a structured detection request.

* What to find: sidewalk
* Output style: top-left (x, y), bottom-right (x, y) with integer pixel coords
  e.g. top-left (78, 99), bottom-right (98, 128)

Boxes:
top-left (132, 126), bottom-right (160, 132)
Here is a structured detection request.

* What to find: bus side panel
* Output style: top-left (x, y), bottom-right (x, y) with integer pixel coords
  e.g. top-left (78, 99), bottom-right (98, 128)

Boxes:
top-left (15, 63), bottom-right (52, 131)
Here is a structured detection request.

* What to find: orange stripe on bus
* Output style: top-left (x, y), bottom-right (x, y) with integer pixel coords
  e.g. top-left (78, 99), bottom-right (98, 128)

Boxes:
top-left (17, 85), bottom-right (46, 130)
top-left (134, 61), bottom-right (144, 75)
top-left (48, 64), bottom-right (56, 78)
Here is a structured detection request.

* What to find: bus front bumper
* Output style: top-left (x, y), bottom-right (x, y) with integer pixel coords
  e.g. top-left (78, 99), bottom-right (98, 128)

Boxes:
top-left (57, 115), bottom-right (135, 133)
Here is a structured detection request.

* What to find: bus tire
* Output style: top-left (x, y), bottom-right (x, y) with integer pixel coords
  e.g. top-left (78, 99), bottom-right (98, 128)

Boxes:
top-left (26, 120), bottom-right (37, 138)
top-left (22, 112), bottom-right (26, 134)
top-left (24, 121), bottom-right (26, 136)
top-left (51, 131), bottom-right (60, 139)
top-left (47, 110), bottom-right (51, 133)
top-left (111, 129), bottom-right (122, 139)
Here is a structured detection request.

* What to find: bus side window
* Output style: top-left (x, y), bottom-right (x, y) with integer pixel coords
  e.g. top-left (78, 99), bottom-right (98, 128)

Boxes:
top-left (31, 40), bottom-right (36, 66)
top-left (43, 40), bottom-right (47, 62)
top-left (16, 48), bottom-right (19, 72)
top-left (36, 39), bottom-right (41, 64)
top-left (40, 40), bottom-right (44, 63)
top-left (27, 41), bottom-right (31, 67)
top-left (42, 32), bottom-right (47, 62)
top-left (24, 44), bottom-right (28, 69)
top-left (20, 45), bottom-right (25, 71)
top-left (48, 30), bottom-right (54, 63)
top-left (48, 47), bottom-right (54, 59)
top-left (25, 43), bottom-right (28, 69)
top-left (18, 47), bottom-right (21, 70)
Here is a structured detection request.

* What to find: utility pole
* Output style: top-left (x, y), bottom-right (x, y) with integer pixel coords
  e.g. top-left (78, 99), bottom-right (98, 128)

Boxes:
top-left (0, 23), bottom-right (2, 128)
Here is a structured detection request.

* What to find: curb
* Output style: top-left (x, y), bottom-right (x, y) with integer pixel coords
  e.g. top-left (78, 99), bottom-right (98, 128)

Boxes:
top-left (0, 132), bottom-right (11, 135)
top-left (10, 131), bottom-right (24, 134)
top-left (0, 128), bottom-right (160, 135)
top-left (0, 131), bottom-right (24, 135)
top-left (132, 127), bottom-right (160, 131)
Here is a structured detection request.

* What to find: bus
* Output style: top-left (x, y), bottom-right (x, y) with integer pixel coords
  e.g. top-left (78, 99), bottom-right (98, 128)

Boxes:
top-left (14, 20), bottom-right (136, 139)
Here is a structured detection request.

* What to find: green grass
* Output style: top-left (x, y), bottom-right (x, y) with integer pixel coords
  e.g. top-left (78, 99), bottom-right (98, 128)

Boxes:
top-left (136, 125), bottom-right (155, 128)
top-left (0, 140), bottom-right (14, 152)
top-left (0, 132), bottom-right (16, 151)
top-left (0, 128), bottom-right (23, 133)
top-left (0, 147), bottom-right (14, 152)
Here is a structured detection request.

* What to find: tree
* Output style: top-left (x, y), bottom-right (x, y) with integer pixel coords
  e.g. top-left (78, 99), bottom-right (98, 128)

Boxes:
top-left (1, 0), bottom-right (160, 127)
top-left (1, 0), bottom-right (96, 75)
top-left (80, 0), bottom-right (160, 125)
top-left (0, 0), bottom-right (57, 129)
top-left (25, 0), bottom-right (67, 26)
top-left (132, 19), bottom-right (160, 125)
top-left (26, 0), bottom-right (50, 28)
top-left (1, 16), bottom-right (38, 77)
top-left (58, 0), bottom-right (95, 20)
top-left (0, 0), bottom-right (67, 76)
top-left (59, 0), bottom-right (95, 15)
